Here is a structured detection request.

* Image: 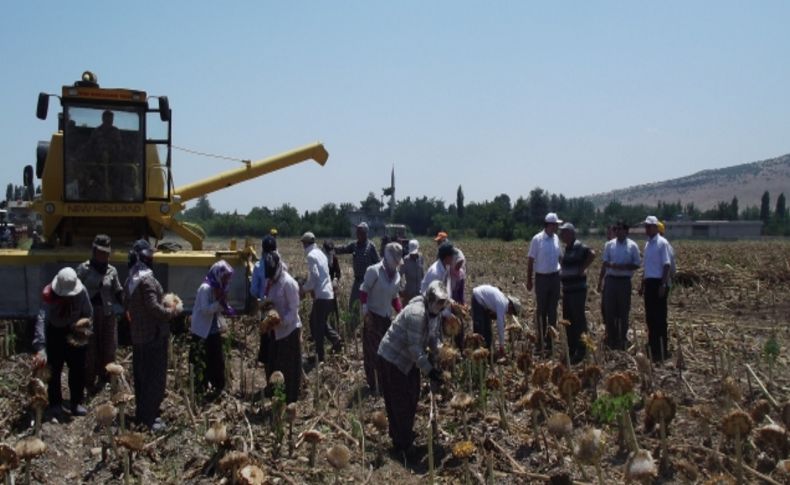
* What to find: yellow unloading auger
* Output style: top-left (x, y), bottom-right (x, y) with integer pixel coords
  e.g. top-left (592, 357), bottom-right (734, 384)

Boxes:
top-left (0, 70), bottom-right (328, 319)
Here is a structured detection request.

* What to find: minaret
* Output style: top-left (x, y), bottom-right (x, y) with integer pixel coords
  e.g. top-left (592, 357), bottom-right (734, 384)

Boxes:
top-left (389, 164), bottom-right (395, 218)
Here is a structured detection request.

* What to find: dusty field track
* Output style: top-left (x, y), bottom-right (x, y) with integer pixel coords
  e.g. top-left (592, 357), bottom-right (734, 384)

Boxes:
top-left (1, 238), bottom-right (789, 484)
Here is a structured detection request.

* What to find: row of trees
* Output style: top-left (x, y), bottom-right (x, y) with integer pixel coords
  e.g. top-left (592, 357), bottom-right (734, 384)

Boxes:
top-left (181, 186), bottom-right (790, 239)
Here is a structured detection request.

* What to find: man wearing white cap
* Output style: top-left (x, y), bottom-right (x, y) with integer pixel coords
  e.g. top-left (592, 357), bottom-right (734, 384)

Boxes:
top-left (399, 239), bottom-right (425, 304)
top-left (301, 231), bottom-right (342, 362)
top-left (336, 222), bottom-right (380, 322)
top-left (640, 216), bottom-right (672, 362)
top-left (32, 267), bottom-right (94, 417)
top-left (527, 212), bottom-right (563, 353)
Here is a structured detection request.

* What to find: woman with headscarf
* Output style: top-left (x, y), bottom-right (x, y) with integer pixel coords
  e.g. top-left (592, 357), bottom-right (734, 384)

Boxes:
top-left (259, 252), bottom-right (302, 403)
top-left (446, 248), bottom-right (467, 304)
top-left (359, 242), bottom-right (403, 391)
top-left (76, 234), bottom-right (123, 394)
top-left (190, 260), bottom-right (234, 396)
top-left (124, 239), bottom-right (178, 432)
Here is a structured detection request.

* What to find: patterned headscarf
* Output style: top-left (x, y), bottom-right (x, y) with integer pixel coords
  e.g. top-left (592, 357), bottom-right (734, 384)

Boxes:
top-left (383, 242), bottom-right (403, 273)
top-left (205, 260), bottom-right (234, 294)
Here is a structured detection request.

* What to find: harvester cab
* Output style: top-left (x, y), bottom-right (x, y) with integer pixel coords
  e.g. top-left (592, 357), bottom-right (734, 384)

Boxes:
top-left (0, 71), bottom-right (329, 320)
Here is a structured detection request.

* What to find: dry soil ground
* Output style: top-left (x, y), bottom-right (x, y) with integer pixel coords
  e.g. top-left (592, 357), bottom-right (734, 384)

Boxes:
top-left (1, 238), bottom-right (789, 484)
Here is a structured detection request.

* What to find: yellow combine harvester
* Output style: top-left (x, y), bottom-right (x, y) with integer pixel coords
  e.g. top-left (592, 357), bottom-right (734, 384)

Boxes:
top-left (0, 71), bottom-right (328, 319)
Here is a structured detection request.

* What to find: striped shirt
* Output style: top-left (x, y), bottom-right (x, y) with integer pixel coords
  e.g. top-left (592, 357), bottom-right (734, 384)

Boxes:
top-left (337, 240), bottom-right (380, 281)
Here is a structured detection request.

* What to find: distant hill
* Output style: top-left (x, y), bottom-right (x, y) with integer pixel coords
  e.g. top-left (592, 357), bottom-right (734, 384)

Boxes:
top-left (586, 154), bottom-right (790, 209)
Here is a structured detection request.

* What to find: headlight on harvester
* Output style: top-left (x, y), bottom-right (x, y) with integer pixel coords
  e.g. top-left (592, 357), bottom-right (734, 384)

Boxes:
top-left (45, 203), bottom-right (55, 214)
top-left (159, 203), bottom-right (170, 215)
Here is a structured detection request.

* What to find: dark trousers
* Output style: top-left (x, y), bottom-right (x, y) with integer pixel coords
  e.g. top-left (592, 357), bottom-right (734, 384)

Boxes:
top-left (265, 328), bottom-right (302, 403)
top-left (377, 356), bottom-right (420, 450)
top-left (562, 289), bottom-right (588, 360)
top-left (85, 311), bottom-right (118, 388)
top-left (132, 334), bottom-right (168, 427)
top-left (310, 299), bottom-right (341, 362)
top-left (45, 325), bottom-right (86, 408)
top-left (363, 312), bottom-right (391, 390)
top-left (603, 276), bottom-right (632, 350)
top-left (535, 272), bottom-right (561, 350)
top-left (189, 333), bottom-right (226, 394)
top-left (643, 279), bottom-right (669, 360)
top-left (472, 296), bottom-right (494, 350)
top-left (348, 279), bottom-right (363, 329)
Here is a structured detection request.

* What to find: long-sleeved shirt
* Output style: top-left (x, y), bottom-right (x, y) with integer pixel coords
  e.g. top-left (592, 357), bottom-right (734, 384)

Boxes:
top-left (190, 282), bottom-right (225, 338)
top-left (377, 297), bottom-right (439, 375)
top-left (643, 234), bottom-right (671, 279)
top-left (360, 261), bottom-right (401, 318)
top-left (303, 244), bottom-right (334, 300)
top-left (267, 271), bottom-right (302, 340)
top-left (602, 238), bottom-right (641, 278)
top-left (336, 239), bottom-right (380, 281)
top-left (76, 260), bottom-right (123, 317)
top-left (528, 230), bottom-right (561, 274)
top-left (33, 287), bottom-right (93, 352)
top-left (472, 285), bottom-right (510, 349)
top-left (250, 260), bottom-right (267, 300)
top-left (399, 254), bottom-right (424, 301)
top-left (420, 259), bottom-right (447, 295)
top-left (125, 273), bottom-right (171, 345)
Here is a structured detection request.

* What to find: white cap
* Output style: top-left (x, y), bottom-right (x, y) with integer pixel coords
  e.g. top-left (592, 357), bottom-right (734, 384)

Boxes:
top-left (545, 212), bottom-right (563, 224)
top-left (408, 239), bottom-right (420, 255)
top-left (300, 231), bottom-right (316, 244)
top-left (51, 267), bottom-right (85, 297)
top-left (644, 216), bottom-right (659, 226)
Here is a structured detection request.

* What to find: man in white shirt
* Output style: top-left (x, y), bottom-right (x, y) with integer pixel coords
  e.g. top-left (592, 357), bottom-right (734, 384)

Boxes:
top-left (527, 212), bottom-right (562, 353)
top-left (471, 284), bottom-right (521, 358)
top-left (420, 242), bottom-right (456, 295)
top-left (597, 220), bottom-right (641, 350)
top-left (639, 216), bottom-right (672, 362)
top-left (301, 232), bottom-right (342, 362)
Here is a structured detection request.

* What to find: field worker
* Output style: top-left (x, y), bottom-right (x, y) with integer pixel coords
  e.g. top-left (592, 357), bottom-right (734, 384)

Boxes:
top-left (657, 221), bottom-right (676, 286)
top-left (399, 239), bottom-right (424, 304)
top-left (447, 248), bottom-right (467, 304)
top-left (434, 231), bottom-right (449, 246)
top-left (251, 235), bottom-right (280, 366)
top-left (471, 284), bottom-right (521, 358)
top-left (558, 223), bottom-right (595, 364)
top-left (360, 242), bottom-right (404, 391)
top-left (527, 212), bottom-right (563, 353)
top-left (597, 221), bottom-right (641, 350)
top-left (323, 240), bottom-right (342, 324)
top-left (32, 267), bottom-right (93, 417)
top-left (599, 224), bottom-right (617, 324)
top-left (377, 280), bottom-right (449, 454)
top-left (76, 234), bottom-right (123, 394)
top-left (125, 240), bottom-right (178, 432)
top-left (640, 216), bottom-right (672, 362)
top-left (336, 222), bottom-right (380, 321)
top-left (260, 252), bottom-right (302, 403)
top-left (301, 232), bottom-right (342, 362)
top-left (421, 242), bottom-right (457, 294)
top-left (190, 260), bottom-right (234, 396)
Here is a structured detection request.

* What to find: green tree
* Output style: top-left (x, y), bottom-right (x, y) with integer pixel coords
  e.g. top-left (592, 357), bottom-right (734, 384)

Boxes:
top-left (5, 183), bottom-right (12, 202)
top-left (528, 187), bottom-right (549, 226)
top-left (360, 192), bottom-right (383, 216)
top-left (730, 196), bottom-right (739, 220)
top-left (760, 191), bottom-right (771, 222)
top-left (183, 195), bottom-right (215, 221)
top-left (456, 185), bottom-right (465, 219)
top-left (776, 193), bottom-right (787, 220)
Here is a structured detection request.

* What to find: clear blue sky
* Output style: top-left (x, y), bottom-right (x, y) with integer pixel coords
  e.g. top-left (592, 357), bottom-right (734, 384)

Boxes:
top-left (1, 1), bottom-right (788, 213)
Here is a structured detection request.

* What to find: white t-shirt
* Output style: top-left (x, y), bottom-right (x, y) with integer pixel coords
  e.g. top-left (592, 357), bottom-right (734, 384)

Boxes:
top-left (643, 235), bottom-right (671, 279)
top-left (472, 284), bottom-right (510, 348)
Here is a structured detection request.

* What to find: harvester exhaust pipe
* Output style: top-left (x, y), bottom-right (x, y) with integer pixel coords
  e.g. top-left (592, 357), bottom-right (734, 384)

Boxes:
top-left (174, 142), bottom-right (329, 203)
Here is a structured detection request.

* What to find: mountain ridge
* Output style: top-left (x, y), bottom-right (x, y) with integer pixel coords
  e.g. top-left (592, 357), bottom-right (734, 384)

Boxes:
top-left (585, 153), bottom-right (790, 209)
